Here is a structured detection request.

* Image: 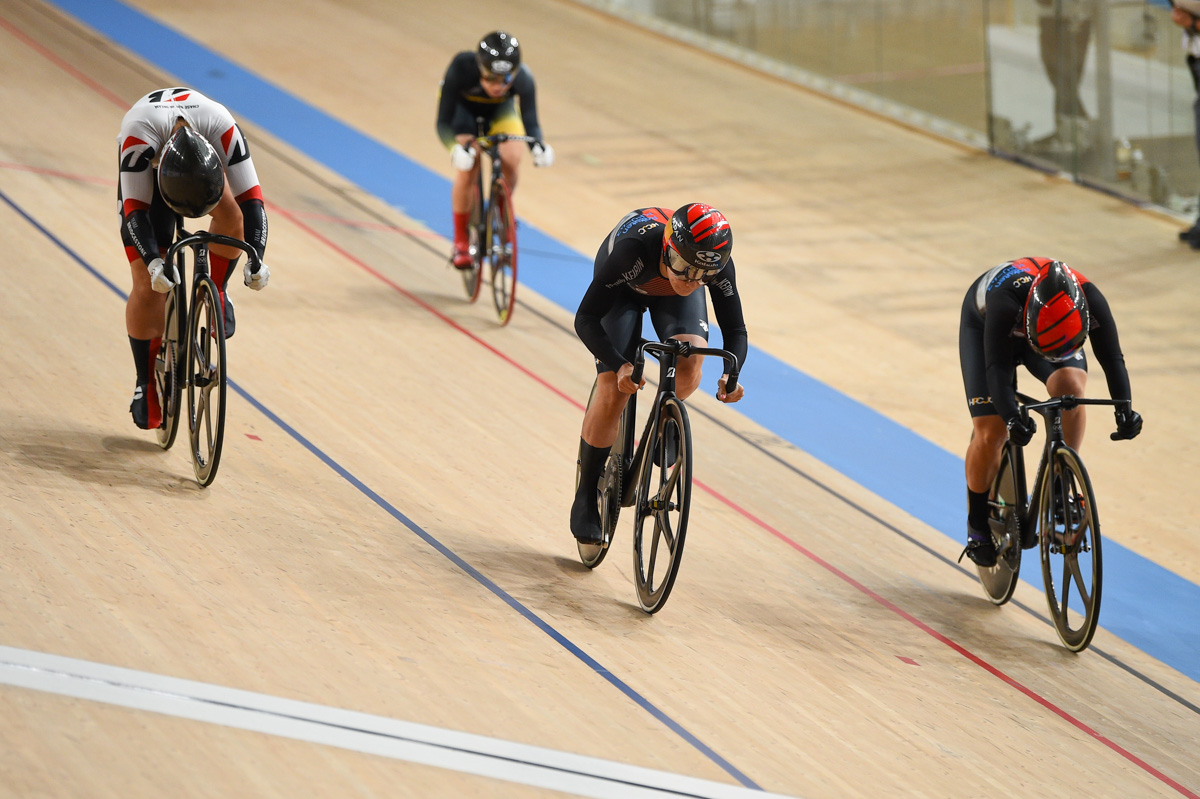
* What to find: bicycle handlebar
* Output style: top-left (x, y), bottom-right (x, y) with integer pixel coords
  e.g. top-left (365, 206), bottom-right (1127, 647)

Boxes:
top-left (1016, 392), bottom-right (1130, 420)
top-left (473, 133), bottom-right (540, 151)
top-left (629, 340), bottom-right (740, 395)
top-left (165, 230), bottom-right (263, 282)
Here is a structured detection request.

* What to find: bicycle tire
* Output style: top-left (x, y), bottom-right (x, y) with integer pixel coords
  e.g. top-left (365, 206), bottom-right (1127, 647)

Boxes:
top-left (155, 280), bottom-right (186, 450)
top-left (1038, 446), bottom-right (1103, 652)
top-left (977, 442), bottom-right (1022, 605)
top-left (575, 380), bottom-right (622, 568)
top-left (462, 182), bottom-right (484, 302)
top-left (633, 396), bottom-right (692, 613)
top-left (488, 179), bottom-right (518, 325)
top-left (187, 275), bottom-right (227, 487)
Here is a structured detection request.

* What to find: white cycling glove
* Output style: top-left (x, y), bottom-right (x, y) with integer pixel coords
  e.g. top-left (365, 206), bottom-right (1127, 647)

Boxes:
top-left (146, 257), bottom-right (174, 293)
top-left (531, 142), bottom-right (555, 168)
top-left (451, 143), bottom-right (476, 171)
top-left (245, 259), bottom-right (270, 290)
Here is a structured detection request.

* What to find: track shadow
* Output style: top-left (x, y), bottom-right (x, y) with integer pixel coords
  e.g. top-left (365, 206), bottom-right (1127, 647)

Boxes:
top-left (0, 422), bottom-right (202, 495)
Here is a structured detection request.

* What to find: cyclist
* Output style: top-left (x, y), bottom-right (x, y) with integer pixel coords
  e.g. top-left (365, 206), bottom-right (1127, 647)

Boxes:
top-left (958, 257), bottom-right (1142, 566)
top-left (436, 31), bottom-right (553, 269)
top-left (118, 87), bottom-right (270, 430)
top-left (570, 204), bottom-right (747, 544)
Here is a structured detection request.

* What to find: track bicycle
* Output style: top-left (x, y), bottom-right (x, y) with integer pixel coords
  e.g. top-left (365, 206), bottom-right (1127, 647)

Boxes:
top-left (154, 222), bottom-right (262, 487)
top-left (457, 120), bottom-right (538, 325)
top-left (575, 339), bottom-right (739, 613)
top-left (974, 391), bottom-right (1129, 652)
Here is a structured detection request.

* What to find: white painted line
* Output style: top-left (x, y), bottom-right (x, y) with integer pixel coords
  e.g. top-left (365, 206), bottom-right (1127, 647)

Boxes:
top-left (0, 646), bottom-right (802, 798)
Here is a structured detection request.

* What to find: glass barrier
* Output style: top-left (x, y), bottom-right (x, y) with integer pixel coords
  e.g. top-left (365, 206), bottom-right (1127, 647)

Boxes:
top-left (576, 0), bottom-right (1198, 220)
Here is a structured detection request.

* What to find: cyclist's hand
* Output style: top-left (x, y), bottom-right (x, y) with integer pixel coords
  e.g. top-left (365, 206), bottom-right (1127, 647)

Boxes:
top-left (245, 259), bottom-right (270, 290)
top-left (616, 362), bottom-right (644, 394)
top-left (146, 257), bottom-right (174, 293)
top-left (716, 375), bottom-right (744, 403)
top-left (531, 141), bottom-right (554, 168)
top-left (451, 143), bottom-right (476, 171)
top-left (1006, 416), bottom-right (1036, 447)
top-left (1111, 407), bottom-right (1143, 440)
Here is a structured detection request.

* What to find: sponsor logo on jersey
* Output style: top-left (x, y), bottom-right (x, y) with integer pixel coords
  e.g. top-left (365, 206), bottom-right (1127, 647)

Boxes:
top-left (699, 320), bottom-right (709, 333)
top-left (968, 396), bottom-right (992, 406)
top-left (711, 277), bottom-right (735, 298)
top-left (606, 258), bottom-right (644, 288)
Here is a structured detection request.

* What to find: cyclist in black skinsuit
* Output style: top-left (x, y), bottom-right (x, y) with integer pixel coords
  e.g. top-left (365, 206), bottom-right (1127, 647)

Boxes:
top-left (436, 31), bottom-right (553, 268)
top-left (958, 256), bottom-right (1142, 566)
top-left (570, 204), bottom-right (748, 544)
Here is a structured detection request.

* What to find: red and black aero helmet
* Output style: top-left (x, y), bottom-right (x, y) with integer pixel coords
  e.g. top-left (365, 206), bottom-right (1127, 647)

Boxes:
top-left (478, 31), bottom-right (521, 80)
top-left (157, 125), bottom-right (224, 218)
top-left (664, 203), bottom-right (733, 282)
top-left (1024, 260), bottom-right (1089, 361)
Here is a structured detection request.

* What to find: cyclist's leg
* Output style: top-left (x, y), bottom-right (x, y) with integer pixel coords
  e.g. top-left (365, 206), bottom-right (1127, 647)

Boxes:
top-left (959, 288), bottom-right (1003, 565)
top-left (449, 104), bottom-right (483, 265)
top-left (205, 180), bottom-right (243, 336)
top-left (648, 291), bottom-right (709, 399)
top-left (572, 298), bottom-right (641, 542)
top-left (1044, 361), bottom-right (1088, 451)
top-left (487, 100), bottom-right (524, 192)
top-left (122, 192), bottom-right (174, 429)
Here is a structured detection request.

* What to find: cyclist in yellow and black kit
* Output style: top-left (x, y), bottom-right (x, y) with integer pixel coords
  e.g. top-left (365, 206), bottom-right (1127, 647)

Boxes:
top-left (436, 31), bottom-right (553, 268)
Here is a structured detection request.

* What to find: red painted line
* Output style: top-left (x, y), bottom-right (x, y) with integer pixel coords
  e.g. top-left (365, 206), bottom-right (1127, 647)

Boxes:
top-left (13, 12), bottom-right (1196, 795)
top-left (0, 16), bottom-right (127, 108)
top-left (897, 657), bottom-right (919, 666)
top-left (0, 160), bottom-right (116, 186)
top-left (245, 434), bottom-right (262, 441)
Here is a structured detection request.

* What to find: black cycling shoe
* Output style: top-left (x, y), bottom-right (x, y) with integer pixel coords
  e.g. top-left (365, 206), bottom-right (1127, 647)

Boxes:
top-left (961, 536), bottom-right (997, 568)
top-left (570, 490), bottom-right (603, 544)
top-left (222, 293), bottom-right (236, 339)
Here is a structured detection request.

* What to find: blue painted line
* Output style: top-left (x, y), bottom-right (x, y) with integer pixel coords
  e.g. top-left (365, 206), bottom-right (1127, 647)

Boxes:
top-left (0, 183), bottom-right (761, 790)
top-left (46, 0), bottom-right (1200, 682)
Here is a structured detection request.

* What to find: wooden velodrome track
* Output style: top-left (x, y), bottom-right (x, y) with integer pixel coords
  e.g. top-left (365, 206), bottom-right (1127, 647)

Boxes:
top-left (2, 0), bottom-right (1198, 796)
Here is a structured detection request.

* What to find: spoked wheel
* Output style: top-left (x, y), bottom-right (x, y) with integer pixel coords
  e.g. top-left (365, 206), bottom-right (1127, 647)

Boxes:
top-left (155, 280), bottom-right (186, 450)
top-left (1039, 446), bottom-right (1103, 651)
top-left (978, 442), bottom-right (1022, 605)
top-left (575, 380), bottom-right (623, 568)
top-left (633, 397), bottom-right (692, 613)
top-left (461, 184), bottom-right (484, 302)
top-left (487, 180), bottom-right (518, 325)
top-left (186, 276), bottom-right (227, 487)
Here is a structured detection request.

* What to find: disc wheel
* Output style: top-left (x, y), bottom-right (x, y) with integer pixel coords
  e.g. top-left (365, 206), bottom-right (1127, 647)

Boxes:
top-left (977, 443), bottom-right (1022, 605)
top-left (1039, 446), bottom-right (1103, 652)
top-left (187, 276), bottom-right (227, 487)
top-left (633, 397), bottom-right (692, 613)
top-left (461, 183), bottom-right (484, 302)
top-left (487, 180), bottom-right (518, 325)
top-left (155, 280), bottom-right (186, 450)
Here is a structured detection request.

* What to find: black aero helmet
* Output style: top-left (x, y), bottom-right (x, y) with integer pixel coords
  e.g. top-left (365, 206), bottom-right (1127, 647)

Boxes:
top-left (157, 125), bottom-right (224, 217)
top-left (1024, 260), bottom-right (1089, 361)
top-left (663, 203), bottom-right (733, 282)
top-left (477, 31), bottom-right (521, 80)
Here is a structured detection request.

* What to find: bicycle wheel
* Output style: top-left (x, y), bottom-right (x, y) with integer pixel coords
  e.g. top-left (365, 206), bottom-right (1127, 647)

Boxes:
top-left (575, 380), bottom-right (623, 569)
top-left (155, 280), bottom-right (186, 450)
top-left (977, 442), bottom-right (1022, 605)
top-left (1038, 446), bottom-right (1103, 651)
top-left (461, 182), bottom-right (484, 303)
top-left (632, 396), bottom-right (692, 613)
top-left (186, 275), bottom-right (227, 487)
top-left (487, 179), bottom-right (517, 325)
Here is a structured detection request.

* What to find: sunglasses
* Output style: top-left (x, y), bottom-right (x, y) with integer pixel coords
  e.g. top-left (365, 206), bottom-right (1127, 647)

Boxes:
top-left (664, 246), bottom-right (722, 283)
top-left (480, 70), bottom-right (514, 86)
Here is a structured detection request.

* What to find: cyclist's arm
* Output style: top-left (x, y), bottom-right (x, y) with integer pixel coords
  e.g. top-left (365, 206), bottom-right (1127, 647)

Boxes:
top-left (239, 196), bottom-right (268, 261)
top-left (512, 69), bottom-right (544, 146)
top-left (436, 54), bottom-right (474, 149)
top-left (118, 134), bottom-right (162, 263)
top-left (982, 291), bottom-right (1023, 422)
top-left (1083, 283), bottom-right (1132, 402)
top-left (707, 261), bottom-right (748, 372)
top-left (575, 281), bottom-right (627, 372)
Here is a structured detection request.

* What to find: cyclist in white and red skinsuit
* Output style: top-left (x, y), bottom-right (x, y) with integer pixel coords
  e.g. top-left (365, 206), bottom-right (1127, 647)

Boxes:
top-left (118, 87), bottom-right (269, 429)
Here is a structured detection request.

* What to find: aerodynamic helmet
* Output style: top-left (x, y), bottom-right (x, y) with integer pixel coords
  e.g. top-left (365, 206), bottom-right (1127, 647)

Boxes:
top-left (663, 203), bottom-right (733, 282)
top-left (1024, 260), bottom-right (1089, 361)
top-left (477, 31), bottom-right (521, 83)
top-left (156, 125), bottom-right (224, 218)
